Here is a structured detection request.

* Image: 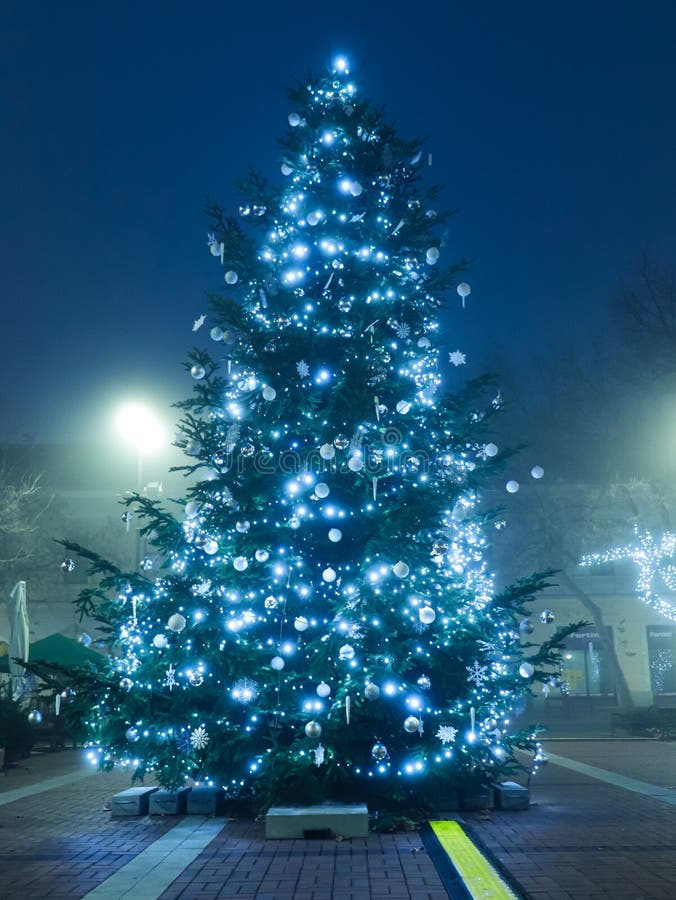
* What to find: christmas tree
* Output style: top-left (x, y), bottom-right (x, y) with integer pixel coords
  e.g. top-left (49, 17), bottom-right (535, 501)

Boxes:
top-left (62, 56), bottom-right (577, 811)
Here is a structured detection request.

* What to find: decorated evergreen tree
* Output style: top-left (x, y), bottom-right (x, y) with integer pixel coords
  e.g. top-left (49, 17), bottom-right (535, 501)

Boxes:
top-left (62, 56), bottom-right (577, 811)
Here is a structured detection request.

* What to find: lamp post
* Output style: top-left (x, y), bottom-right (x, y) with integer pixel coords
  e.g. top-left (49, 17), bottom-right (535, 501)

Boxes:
top-left (115, 401), bottom-right (166, 492)
top-left (114, 401), bottom-right (166, 570)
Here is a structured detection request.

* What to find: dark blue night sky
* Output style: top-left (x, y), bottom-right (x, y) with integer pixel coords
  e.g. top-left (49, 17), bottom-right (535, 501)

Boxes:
top-left (2, 1), bottom-right (675, 443)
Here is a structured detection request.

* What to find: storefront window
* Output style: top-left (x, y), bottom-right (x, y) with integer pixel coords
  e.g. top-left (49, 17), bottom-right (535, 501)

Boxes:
top-left (646, 626), bottom-right (676, 695)
top-left (561, 627), bottom-right (615, 697)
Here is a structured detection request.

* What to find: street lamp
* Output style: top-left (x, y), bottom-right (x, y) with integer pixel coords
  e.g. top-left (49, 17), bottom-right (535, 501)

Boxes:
top-left (115, 401), bottom-right (166, 490)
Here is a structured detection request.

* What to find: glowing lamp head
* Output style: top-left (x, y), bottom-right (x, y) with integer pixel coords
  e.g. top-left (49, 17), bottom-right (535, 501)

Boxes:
top-left (333, 55), bottom-right (349, 74)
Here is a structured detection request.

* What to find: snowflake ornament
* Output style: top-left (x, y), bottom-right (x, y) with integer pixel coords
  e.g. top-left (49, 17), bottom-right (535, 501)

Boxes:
top-left (436, 725), bottom-right (458, 745)
top-left (297, 360), bottom-right (310, 379)
top-left (391, 321), bottom-right (410, 339)
top-left (448, 350), bottom-right (466, 367)
top-left (313, 744), bottom-right (326, 766)
top-left (231, 678), bottom-right (259, 704)
top-left (466, 660), bottom-right (489, 686)
top-left (165, 664), bottom-right (177, 692)
top-left (189, 726), bottom-right (210, 750)
top-left (192, 314), bottom-right (206, 332)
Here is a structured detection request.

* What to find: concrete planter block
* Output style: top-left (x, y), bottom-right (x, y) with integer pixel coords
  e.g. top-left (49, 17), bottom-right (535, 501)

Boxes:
top-left (186, 786), bottom-right (222, 815)
top-left (493, 781), bottom-right (530, 810)
top-left (111, 786), bottom-right (158, 817)
top-left (460, 788), bottom-right (493, 811)
top-left (149, 787), bottom-right (191, 815)
top-left (265, 803), bottom-right (369, 839)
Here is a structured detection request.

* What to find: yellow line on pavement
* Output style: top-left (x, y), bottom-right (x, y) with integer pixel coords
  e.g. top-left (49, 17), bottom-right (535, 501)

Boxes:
top-left (429, 820), bottom-right (519, 899)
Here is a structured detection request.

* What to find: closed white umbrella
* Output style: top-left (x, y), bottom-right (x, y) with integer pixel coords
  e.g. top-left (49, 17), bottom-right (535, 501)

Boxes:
top-left (8, 580), bottom-right (29, 700)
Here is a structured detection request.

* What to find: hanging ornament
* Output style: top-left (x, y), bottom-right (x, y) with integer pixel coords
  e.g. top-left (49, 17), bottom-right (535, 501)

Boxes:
top-left (519, 619), bottom-right (535, 635)
top-left (255, 549), bottom-right (270, 562)
top-left (345, 694), bottom-right (351, 724)
top-left (288, 112), bottom-right (301, 127)
top-left (185, 439), bottom-right (201, 456)
top-left (305, 720), bottom-right (322, 739)
top-left (165, 665), bottom-right (177, 691)
top-left (436, 725), bottom-right (458, 745)
top-left (270, 656), bottom-right (285, 671)
top-left (233, 556), bottom-right (249, 571)
top-left (393, 561), bottom-right (410, 578)
top-left (419, 605), bottom-right (436, 625)
top-left (337, 297), bottom-right (353, 312)
top-left (371, 741), bottom-right (388, 760)
top-left (190, 364), bottom-right (206, 380)
top-left (334, 434), bottom-right (349, 450)
top-left (231, 678), bottom-right (259, 703)
top-left (364, 682), bottom-right (380, 700)
top-left (328, 528), bottom-right (342, 543)
top-left (348, 456), bottom-right (364, 472)
top-left (188, 670), bottom-right (204, 687)
top-left (203, 539), bottom-right (218, 555)
top-left (224, 271), bottom-right (238, 285)
top-left (235, 520), bottom-right (250, 534)
top-left (306, 211), bottom-right (323, 226)
top-left (61, 558), bottom-right (76, 573)
top-left (317, 682), bottom-right (331, 698)
top-left (190, 726), bottom-right (209, 750)
top-left (313, 744), bottom-right (325, 766)
top-left (240, 443), bottom-right (255, 458)
top-left (339, 644), bottom-right (355, 660)
top-left (531, 465), bottom-right (545, 479)
top-left (417, 675), bottom-right (432, 691)
top-left (294, 616), bottom-right (309, 632)
top-left (28, 710), bottom-right (43, 725)
top-left (315, 482), bottom-right (330, 498)
top-left (167, 613), bottom-right (186, 633)
top-left (396, 400), bottom-right (411, 415)
top-left (322, 567), bottom-right (337, 583)
top-left (426, 247), bottom-right (440, 265)
top-left (519, 662), bottom-right (535, 678)
top-left (210, 326), bottom-right (224, 341)
top-left (540, 609), bottom-right (555, 624)
top-left (125, 727), bottom-right (140, 743)
top-left (448, 350), bottom-right (467, 367)
top-left (404, 716), bottom-right (421, 734)
top-left (506, 480), bottom-right (520, 493)
top-left (264, 595), bottom-right (278, 610)
top-left (281, 162), bottom-right (293, 176)
top-left (484, 443), bottom-right (498, 457)
top-left (153, 634), bottom-right (169, 648)
top-left (418, 336), bottom-right (431, 349)
top-left (456, 282), bottom-right (471, 307)
top-left (432, 540), bottom-right (449, 556)
top-left (119, 677), bottom-right (134, 692)
top-left (121, 511), bottom-right (133, 532)
top-left (262, 386), bottom-right (277, 402)
top-left (320, 443), bottom-right (335, 460)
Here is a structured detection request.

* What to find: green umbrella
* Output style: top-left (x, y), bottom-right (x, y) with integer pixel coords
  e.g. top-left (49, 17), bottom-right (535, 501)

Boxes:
top-left (0, 633), bottom-right (106, 673)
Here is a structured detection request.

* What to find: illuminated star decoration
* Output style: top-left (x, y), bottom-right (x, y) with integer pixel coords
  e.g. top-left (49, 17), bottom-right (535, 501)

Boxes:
top-left (296, 360), bottom-right (310, 379)
top-left (189, 726), bottom-right (209, 750)
top-left (466, 660), bottom-right (489, 686)
top-left (436, 725), bottom-right (458, 745)
top-left (192, 314), bottom-right (206, 332)
top-left (449, 350), bottom-right (466, 367)
top-left (231, 678), bottom-right (259, 704)
top-left (581, 527), bottom-right (676, 622)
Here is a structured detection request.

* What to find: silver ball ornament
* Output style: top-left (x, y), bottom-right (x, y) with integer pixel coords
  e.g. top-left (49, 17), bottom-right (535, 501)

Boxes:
top-left (305, 720), bottom-right (322, 739)
top-left (371, 741), bottom-right (388, 760)
top-left (404, 716), bottom-right (421, 734)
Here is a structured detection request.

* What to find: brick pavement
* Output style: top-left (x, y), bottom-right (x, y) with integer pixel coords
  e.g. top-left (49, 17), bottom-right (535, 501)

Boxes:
top-left (2, 740), bottom-right (676, 899)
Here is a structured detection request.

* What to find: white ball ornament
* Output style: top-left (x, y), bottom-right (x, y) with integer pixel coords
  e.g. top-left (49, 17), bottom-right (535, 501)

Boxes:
top-left (316, 682), bottom-right (331, 698)
top-left (457, 282), bottom-right (471, 301)
top-left (393, 561), bottom-right (409, 578)
top-left (396, 400), bottom-right (411, 415)
top-left (322, 567), bottom-right (337, 583)
top-left (419, 605), bottom-right (436, 625)
top-left (328, 528), bottom-right (342, 542)
top-left (281, 162), bottom-right (293, 176)
top-left (364, 682), bottom-right (381, 700)
top-left (235, 520), bottom-right (250, 533)
top-left (347, 456), bottom-right (364, 472)
top-left (184, 500), bottom-right (200, 519)
top-left (255, 549), bottom-right (270, 562)
top-left (233, 556), bottom-right (249, 571)
top-left (339, 644), bottom-right (355, 660)
top-left (484, 443), bottom-right (499, 457)
top-left (305, 720), bottom-right (322, 739)
top-left (167, 613), bottom-right (186, 633)
top-left (190, 364), bottom-right (206, 380)
top-left (262, 386), bottom-right (277, 401)
top-left (288, 112), bottom-right (301, 127)
top-left (426, 247), bottom-right (440, 264)
top-left (404, 716), bottom-right (421, 734)
top-left (224, 271), bottom-right (238, 285)
top-left (519, 662), bottom-right (535, 679)
top-left (531, 465), bottom-right (545, 479)
top-left (204, 539), bottom-right (219, 555)
top-left (315, 483), bottom-right (330, 498)
top-left (307, 210), bottom-right (322, 226)
top-left (349, 181), bottom-right (363, 196)
top-left (210, 326), bottom-right (224, 341)
top-left (506, 480), bottom-right (520, 494)
top-left (417, 337), bottom-right (431, 349)
top-left (319, 443), bottom-right (335, 460)
top-left (294, 616), bottom-right (309, 632)
top-left (270, 656), bottom-right (285, 671)
top-left (125, 727), bottom-right (140, 743)
top-left (153, 634), bottom-right (169, 649)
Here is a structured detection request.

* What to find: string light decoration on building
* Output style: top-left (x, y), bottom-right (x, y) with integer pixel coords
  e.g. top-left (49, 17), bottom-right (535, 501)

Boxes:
top-left (61, 56), bottom-right (579, 810)
top-left (581, 527), bottom-right (676, 622)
